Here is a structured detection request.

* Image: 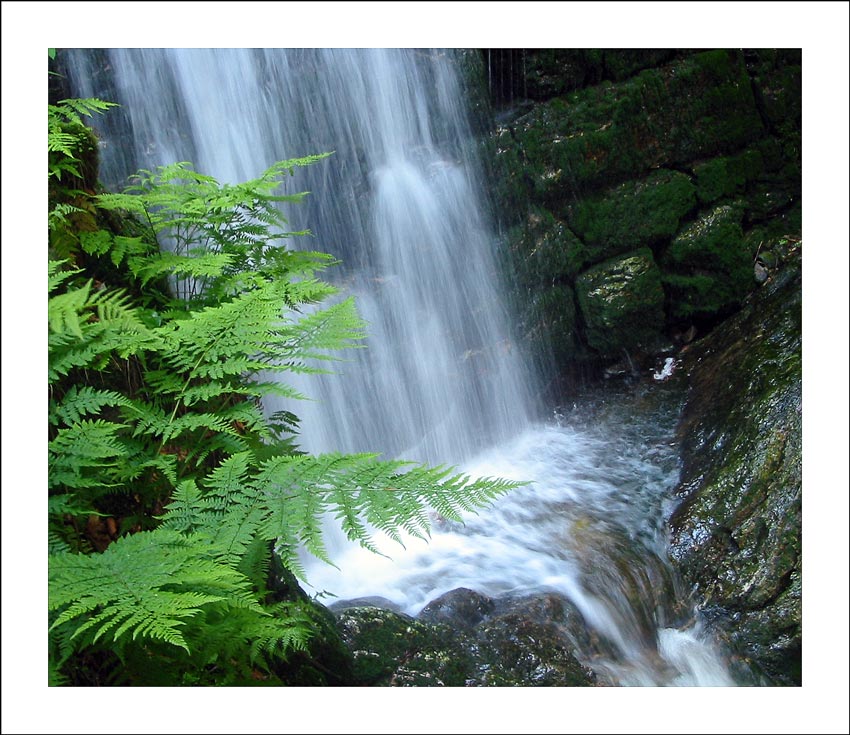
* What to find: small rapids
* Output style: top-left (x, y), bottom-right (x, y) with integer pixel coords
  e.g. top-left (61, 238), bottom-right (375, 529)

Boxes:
top-left (302, 384), bottom-right (737, 687)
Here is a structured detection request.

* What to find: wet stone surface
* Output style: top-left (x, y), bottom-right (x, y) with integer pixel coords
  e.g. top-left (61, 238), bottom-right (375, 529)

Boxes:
top-left (332, 589), bottom-right (598, 686)
top-left (669, 247), bottom-right (802, 684)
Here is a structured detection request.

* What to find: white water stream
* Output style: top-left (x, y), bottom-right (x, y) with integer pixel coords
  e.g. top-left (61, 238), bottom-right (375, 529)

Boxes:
top-left (64, 48), bottom-right (737, 686)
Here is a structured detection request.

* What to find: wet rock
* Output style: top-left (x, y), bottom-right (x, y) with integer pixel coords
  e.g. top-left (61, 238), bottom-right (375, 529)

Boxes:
top-left (474, 593), bottom-right (598, 686)
top-left (575, 248), bottom-right (666, 359)
top-left (661, 203), bottom-right (752, 323)
top-left (486, 49), bottom-right (799, 393)
top-left (693, 147), bottom-right (764, 205)
top-left (334, 606), bottom-right (476, 686)
top-left (504, 50), bottom-right (762, 201)
top-left (419, 587), bottom-right (495, 629)
top-left (524, 283), bottom-right (580, 369)
top-left (332, 589), bottom-right (598, 686)
top-left (668, 248), bottom-right (802, 684)
top-left (327, 596), bottom-right (405, 614)
top-left (266, 555), bottom-right (356, 685)
top-left (509, 207), bottom-right (590, 283)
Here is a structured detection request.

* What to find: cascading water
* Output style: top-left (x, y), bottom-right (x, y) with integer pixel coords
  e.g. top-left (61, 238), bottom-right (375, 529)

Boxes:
top-left (64, 48), bottom-right (739, 686)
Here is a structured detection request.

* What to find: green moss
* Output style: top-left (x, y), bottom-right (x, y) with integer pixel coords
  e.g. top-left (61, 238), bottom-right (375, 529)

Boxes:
top-left (662, 204), bottom-right (751, 321)
top-left (335, 607), bottom-right (474, 686)
top-left (568, 169), bottom-right (696, 260)
top-left (507, 49), bottom-right (763, 199)
top-left (525, 283), bottom-right (578, 366)
top-left (602, 49), bottom-right (678, 81)
top-left (668, 254), bottom-right (801, 682)
top-left (509, 207), bottom-right (590, 284)
top-left (694, 147), bottom-right (765, 204)
top-left (752, 61), bottom-right (802, 135)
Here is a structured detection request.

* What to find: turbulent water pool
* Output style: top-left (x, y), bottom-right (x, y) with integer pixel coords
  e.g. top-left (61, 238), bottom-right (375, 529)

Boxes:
top-left (303, 381), bottom-right (738, 686)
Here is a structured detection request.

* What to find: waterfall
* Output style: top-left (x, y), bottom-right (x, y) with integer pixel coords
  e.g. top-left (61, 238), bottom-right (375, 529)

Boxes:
top-left (63, 48), bottom-right (739, 686)
top-left (63, 48), bottom-right (536, 465)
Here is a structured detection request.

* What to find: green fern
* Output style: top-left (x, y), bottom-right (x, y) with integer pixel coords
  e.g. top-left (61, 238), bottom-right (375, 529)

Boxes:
top-left (48, 530), bottom-right (261, 652)
top-left (48, 119), bottom-right (525, 685)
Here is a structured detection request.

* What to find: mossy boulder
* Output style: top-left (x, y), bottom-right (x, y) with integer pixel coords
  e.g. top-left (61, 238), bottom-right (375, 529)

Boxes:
top-left (601, 49), bottom-right (679, 82)
top-left (265, 558), bottom-right (356, 685)
top-left (474, 594), bottom-right (598, 686)
top-left (488, 49), bottom-right (677, 105)
top-left (521, 49), bottom-right (605, 100)
top-left (523, 283), bottom-right (579, 369)
top-left (661, 204), bottom-right (752, 323)
top-left (418, 587), bottom-right (496, 629)
top-left (567, 169), bottom-right (696, 261)
top-left (576, 248), bottom-right (666, 359)
top-left (746, 49), bottom-right (802, 136)
top-left (668, 250), bottom-right (802, 684)
top-left (508, 207), bottom-right (590, 284)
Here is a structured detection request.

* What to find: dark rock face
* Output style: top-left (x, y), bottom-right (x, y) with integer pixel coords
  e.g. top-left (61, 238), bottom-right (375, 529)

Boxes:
top-left (668, 246), bottom-right (802, 685)
top-left (418, 587), bottom-right (495, 629)
top-left (333, 590), bottom-right (598, 686)
top-left (333, 605), bottom-right (478, 686)
top-left (483, 48), bottom-right (801, 387)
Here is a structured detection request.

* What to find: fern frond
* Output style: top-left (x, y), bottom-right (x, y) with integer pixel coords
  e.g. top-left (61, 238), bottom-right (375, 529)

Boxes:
top-left (129, 250), bottom-right (235, 287)
top-left (48, 419), bottom-right (128, 490)
top-left (48, 260), bottom-right (80, 293)
top-left (52, 385), bottom-right (131, 426)
top-left (53, 97), bottom-right (118, 124)
top-left (247, 602), bottom-right (313, 664)
top-left (48, 530), bottom-right (256, 653)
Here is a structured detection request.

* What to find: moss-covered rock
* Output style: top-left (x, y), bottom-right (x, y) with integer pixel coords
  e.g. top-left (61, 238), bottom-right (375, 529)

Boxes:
top-left (509, 207), bottom-right (590, 284)
top-left (475, 594), bottom-right (598, 686)
top-left (567, 169), bottom-right (696, 260)
top-left (693, 147), bottom-right (765, 205)
top-left (483, 47), bottom-right (799, 393)
top-left (668, 249), bottom-right (802, 684)
top-left (525, 283), bottom-right (579, 368)
top-left (418, 587), bottom-right (496, 629)
top-left (486, 49), bottom-right (680, 106)
top-left (746, 49), bottom-right (802, 137)
top-left (266, 558), bottom-right (356, 685)
top-left (601, 49), bottom-right (680, 82)
top-left (505, 49), bottom-right (763, 203)
top-left (661, 203), bottom-right (751, 323)
top-left (576, 248), bottom-right (666, 359)
top-left (520, 49), bottom-right (605, 101)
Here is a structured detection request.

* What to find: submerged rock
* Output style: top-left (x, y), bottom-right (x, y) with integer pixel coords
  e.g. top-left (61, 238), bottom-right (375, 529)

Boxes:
top-left (668, 247), bottom-right (802, 684)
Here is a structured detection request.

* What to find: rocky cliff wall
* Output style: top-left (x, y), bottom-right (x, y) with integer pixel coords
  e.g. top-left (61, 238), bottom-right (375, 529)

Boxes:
top-left (481, 49), bottom-right (801, 396)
